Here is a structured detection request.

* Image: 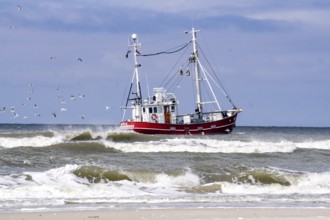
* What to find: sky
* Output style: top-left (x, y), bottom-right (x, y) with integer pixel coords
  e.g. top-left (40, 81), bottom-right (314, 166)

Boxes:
top-left (0, 0), bottom-right (329, 127)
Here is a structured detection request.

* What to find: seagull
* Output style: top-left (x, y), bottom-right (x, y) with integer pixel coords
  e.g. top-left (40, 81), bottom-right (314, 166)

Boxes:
top-left (52, 112), bottom-right (57, 118)
top-left (105, 105), bottom-right (112, 110)
top-left (10, 106), bottom-right (15, 113)
top-left (76, 57), bottom-right (83, 62)
top-left (1, 107), bottom-right (5, 113)
top-left (70, 95), bottom-right (76, 100)
top-left (55, 86), bottom-right (59, 91)
top-left (179, 68), bottom-right (184, 75)
top-left (34, 104), bottom-right (38, 109)
top-left (78, 94), bottom-right (85, 99)
top-left (61, 100), bottom-right (66, 104)
top-left (23, 116), bottom-right (29, 119)
top-left (50, 56), bottom-right (56, 60)
top-left (27, 97), bottom-right (32, 101)
top-left (80, 115), bottom-right (85, 120)
top-left (11, 112), bottom-right (19, 119)
top-left (60, 108), bottom-right (67, 112)
top-left (9, 26), bottom-right (17, 30)
top-left (34, 113), bottom-right (41, 117)
top-left (125, 50), bottom-right (131, 58)
top-left (17, 5), bottom-right (23, 10)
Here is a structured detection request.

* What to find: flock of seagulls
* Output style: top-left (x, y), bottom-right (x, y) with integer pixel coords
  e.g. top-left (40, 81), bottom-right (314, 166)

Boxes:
top-left (1, 83), bottom-right (86, 120)
top-left (2, 4), bottom-right (115, 123)
top-left (0, 83), bottom-right (114, 121)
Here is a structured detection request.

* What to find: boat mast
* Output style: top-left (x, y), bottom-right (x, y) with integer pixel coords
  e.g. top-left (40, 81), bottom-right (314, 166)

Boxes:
top-left (190, 28), bottom-right (202, 115)
top-left (131, 33), bottom-right (142, 104)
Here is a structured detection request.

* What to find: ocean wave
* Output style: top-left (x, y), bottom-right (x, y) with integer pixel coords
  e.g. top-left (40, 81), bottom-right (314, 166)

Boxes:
top-left (51, 142), bottom-right (116, 153)
top-left (1, 129), bottom-right (330, 153)
top-left (107, 132), bottom-right (162, 142)
top-left (220, 171), bottom-right (330, 195)
top-left (73, 166), bottom-right (132, 183)
top-left (2, 165), bottom-right (330, 211)
top-left (1, 165), bottom-right (330, 195)
top-left (295, 140), bottom-right (330, 150)
top-left (0, 131), bottom-right (55, 138)
top-left (105, 138), bottom-right (298, 153)
top-left (0, 136), bottom-right (64, 148)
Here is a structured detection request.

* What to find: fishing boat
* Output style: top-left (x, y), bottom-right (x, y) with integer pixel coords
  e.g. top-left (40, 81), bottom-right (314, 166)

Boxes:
top-left (120, 28), bottom-right (242, 135)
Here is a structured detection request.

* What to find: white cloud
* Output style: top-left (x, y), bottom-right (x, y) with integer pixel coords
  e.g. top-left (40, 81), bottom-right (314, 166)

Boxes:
top-left (247, 9), bottom-right (330, 29)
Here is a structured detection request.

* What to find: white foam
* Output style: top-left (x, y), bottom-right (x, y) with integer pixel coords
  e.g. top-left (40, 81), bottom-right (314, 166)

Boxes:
top-left (154, 171), bottom-right (201, 188)
top-left (2, 165), bottom-right (330, 210)
top-left (0, 135), bottom-right (64, 148)
top-left (295, 140), bottom-right (330, 150)
top-left (221, 171), bottom-right (330, 195)
top-left (105, 138), bottom-right (298, 153)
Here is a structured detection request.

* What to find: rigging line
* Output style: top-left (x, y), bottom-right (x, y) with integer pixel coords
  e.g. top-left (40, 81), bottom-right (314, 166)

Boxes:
top-left (168, 74), bottom-right (184, 92)
top-left (160, 43), bottom-right (191, 88)
top-left (163, 69), bottom-right (180, 89)
top-left (198, 60), bottom-right (222, 111)
top-left (163, 59), bottom-right (189, 89)
top-left (198, 59), bottom-right (237, 109)
top-left (198, 45), bottom-right (237, 108)
top-left (138, 41), bottom-right (191, 57)
top-left (198, 32), bottom-right (234, 99)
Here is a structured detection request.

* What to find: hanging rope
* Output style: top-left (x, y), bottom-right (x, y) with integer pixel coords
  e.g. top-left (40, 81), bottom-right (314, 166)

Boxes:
top-left (138, 41), bottom-right (191, 57)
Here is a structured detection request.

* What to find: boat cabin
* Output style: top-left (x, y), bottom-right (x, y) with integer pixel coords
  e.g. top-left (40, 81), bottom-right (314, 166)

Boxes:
top-left (131, 88), bottom-right (179, 124)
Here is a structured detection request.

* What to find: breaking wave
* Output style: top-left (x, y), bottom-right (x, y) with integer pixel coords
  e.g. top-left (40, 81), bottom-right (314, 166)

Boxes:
top-left (1, 165), bottom-right (330, 205)
top-left (0, 129), bottom-right (330, 153)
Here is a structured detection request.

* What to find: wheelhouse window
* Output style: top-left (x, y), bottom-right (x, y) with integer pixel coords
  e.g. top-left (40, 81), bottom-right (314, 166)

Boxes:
top-left (153, 107), bottom-right (157, 113)
top-left (149, 107), bottom-right (152, 113)
top-left (171, 105), bottom-right (175, 112)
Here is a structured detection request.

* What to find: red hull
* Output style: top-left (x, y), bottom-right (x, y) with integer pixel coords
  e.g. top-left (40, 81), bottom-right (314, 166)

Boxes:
top-left (120, 114), bottom-right (238, 135)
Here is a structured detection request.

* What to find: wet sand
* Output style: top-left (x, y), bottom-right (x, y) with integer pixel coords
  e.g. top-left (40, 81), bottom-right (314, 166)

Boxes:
top-left (1, 208), bottom-right (330, 220)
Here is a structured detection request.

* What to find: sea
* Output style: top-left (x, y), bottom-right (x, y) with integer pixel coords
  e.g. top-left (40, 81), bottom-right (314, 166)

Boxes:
top-left (0, 124), bottom-right (330, 212)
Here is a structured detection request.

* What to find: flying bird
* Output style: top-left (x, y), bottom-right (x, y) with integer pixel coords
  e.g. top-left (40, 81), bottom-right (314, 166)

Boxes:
top-left (11, 112), bottom-right (19, 119)
top-left (76, 57), bottom-right (83, 62)
top-left (10, 106), bottom-right (15, 113)
top-left (17, 5), bottom-right (23, 10)
top-left (126, 50), bottom-right (131, 58)
top-left (52, 112), bottom-right (57, 118)
top-left (105, 106), bottom-right (112, 110)
top-left (50, 56), bottom-right (56, 60)
top-left (60, 108), bottom-right (67, 112)
top-left (80, 115), bottom-right (85, 120)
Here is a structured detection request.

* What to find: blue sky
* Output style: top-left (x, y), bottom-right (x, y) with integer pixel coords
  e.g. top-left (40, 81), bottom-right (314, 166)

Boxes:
top-left (0, 0), bottom-right (329, 127)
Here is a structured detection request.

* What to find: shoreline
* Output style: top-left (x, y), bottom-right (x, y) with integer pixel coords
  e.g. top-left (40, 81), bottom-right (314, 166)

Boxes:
top-left (1, 208), bottom-right (330, 220)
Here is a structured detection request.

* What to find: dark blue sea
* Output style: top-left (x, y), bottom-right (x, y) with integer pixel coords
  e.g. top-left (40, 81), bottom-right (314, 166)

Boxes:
top-left (0, 124), bottom-right (330, 212)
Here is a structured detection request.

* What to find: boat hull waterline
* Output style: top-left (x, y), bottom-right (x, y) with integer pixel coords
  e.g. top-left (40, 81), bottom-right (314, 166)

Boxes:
top-left (120, 113), bottom-right (238, 135)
